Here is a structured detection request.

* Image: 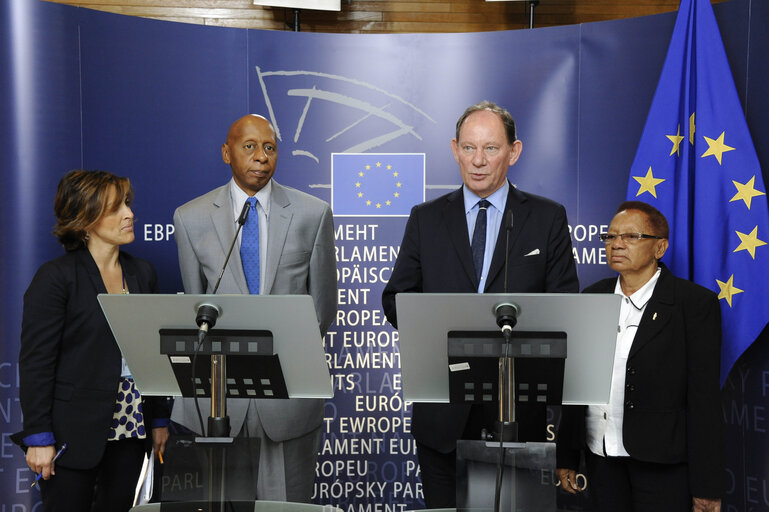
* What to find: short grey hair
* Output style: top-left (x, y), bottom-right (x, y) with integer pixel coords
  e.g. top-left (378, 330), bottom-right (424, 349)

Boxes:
top-left (455, 100), bottom-right (517, 144)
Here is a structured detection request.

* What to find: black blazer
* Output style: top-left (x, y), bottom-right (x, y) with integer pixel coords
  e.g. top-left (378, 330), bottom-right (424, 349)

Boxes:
top-left (382, 183), bottom-right (579, 452)
top-left (13, 248), bottom-right (170, 470)
top-left (556, 263), bottom-right (725, 498)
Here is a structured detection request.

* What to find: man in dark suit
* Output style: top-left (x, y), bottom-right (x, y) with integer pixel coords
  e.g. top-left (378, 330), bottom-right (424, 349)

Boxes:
top-left (382, 101), bottom-right (579, 507)
top-left (556, 201), bottom-right (724, 512)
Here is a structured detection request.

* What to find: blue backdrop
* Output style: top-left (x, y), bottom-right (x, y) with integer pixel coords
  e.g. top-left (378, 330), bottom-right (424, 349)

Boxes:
top-left (1, 0), bottom-right (767, 510)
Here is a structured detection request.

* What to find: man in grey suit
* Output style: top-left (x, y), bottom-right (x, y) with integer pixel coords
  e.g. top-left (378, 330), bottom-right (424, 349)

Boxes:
top-left (171, 114), bottom-right (337, 502)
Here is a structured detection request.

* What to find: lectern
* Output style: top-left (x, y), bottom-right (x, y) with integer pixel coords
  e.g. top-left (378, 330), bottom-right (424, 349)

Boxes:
top-left (98, 293), bottom-right (332, 503)
top-left (98, 294), bottom-right (332, 399)
top-left (395, 292), bottom-right (621, 510)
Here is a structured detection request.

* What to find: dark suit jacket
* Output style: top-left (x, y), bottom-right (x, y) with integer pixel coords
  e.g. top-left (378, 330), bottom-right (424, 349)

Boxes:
top-left (14, 248), bottom-right (170, 470)
top-left (556, 263), bottom-right (725, 498)
top-left (382, 183), bottom-right (579, 452)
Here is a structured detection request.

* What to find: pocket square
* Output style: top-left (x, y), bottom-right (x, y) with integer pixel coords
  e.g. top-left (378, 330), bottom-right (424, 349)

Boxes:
top-left (524, 249), bottom-right (540, 256)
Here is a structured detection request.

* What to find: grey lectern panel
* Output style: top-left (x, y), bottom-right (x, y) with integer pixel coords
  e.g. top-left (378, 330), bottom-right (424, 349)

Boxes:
top-left (98, 294), bottom-right (332, 399)
top-left (395, 293), bottom-right (621, 405)
top-left (456, 440), bottom-right (556, 510)
top-left (130, 502), bottom-right (342, 512)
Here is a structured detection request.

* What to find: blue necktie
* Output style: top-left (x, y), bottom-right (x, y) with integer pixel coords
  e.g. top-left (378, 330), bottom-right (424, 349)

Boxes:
top-left (241, 197), bottom-right (260, 294)
top-left (471, 199), bottom-right (490, 282)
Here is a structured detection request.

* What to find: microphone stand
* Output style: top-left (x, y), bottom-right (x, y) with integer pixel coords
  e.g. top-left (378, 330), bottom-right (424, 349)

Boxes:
top-left (189, 200), bottom-right (250, 506)
top-left (192, 200), bottom-right (251, 438)
top-left (492, 209), bottom-right (518, 512)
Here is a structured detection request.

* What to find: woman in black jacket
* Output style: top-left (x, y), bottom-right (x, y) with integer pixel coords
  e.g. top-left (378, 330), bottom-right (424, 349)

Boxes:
top-left (13, 169), bottom-right (170, 511)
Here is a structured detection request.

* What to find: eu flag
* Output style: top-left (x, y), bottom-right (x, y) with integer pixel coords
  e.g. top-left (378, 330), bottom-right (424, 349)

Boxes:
top-left (626, 0), bottom-right (769, 385)
top-left (331, 153), bottom-right (425, 217)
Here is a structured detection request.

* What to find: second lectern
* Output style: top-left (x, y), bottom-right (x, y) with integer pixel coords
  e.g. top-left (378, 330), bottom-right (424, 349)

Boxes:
top-left (395, 292), bottom-right (621, 510)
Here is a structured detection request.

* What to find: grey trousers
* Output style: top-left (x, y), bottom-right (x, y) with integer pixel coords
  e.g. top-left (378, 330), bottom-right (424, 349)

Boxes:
top-left (241, 399), bottom-right (322, 502)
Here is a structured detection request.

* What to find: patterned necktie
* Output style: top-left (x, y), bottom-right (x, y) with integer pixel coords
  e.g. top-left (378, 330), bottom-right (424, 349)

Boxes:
top-left (241, 197), bottom-right (260, 294)
top-left (471, 199), bottom-right (491, 282)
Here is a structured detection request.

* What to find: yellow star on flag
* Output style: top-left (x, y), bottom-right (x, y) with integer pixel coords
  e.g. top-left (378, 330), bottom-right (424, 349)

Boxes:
top-left (394, 192), bottom-right (400, 198)
top-left (386, 200), bottom-right (391, 206)
top-left (393, 172), bottom-right (399, 177)
top-left (387, 165), bottom-right (392, 170)
top-left (365, 165), bottom-right (370, 170)
top-left (376, 162), bottom-right (382, 167)
top-left (701, 131), bottom-right (735, 165)
top-left (689, 112), bottom-right (696, 145)
top-left (376, 203), bottom-right (381, 208)
top-left (358, 171), bottom-right (364, 177)
top-left (733, 226), bottom-right (767, 259)
top-left (666, 125), bottom-right (684, 156)
top-left (357, 192), bottom-right (363, 198)
top-left (366, 200), bottom-right (371, 206)
top-left (730, 176), bottom-right (766, 210)
top-left (396, 182), bottom-right (402, 188)
top-left (716, 274), bottom-right (744, 308)
top-left (355, 182), bottom-right (361, 188)
top-left (633, 167), bottom-right (666, 198)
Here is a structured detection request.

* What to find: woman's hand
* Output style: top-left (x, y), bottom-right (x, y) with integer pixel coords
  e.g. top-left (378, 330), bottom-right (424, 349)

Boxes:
top-left (26, 445), bottom-right (56, 481)
top-left (556, 468), bottom-right (583, 494)
top-left (693, 497), bottom-right (721, 512)
top-left (152, 427), bottom-right (169, 460)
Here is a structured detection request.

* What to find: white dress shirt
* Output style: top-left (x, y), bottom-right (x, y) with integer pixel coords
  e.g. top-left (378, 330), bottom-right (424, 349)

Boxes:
top-left (586, 267), bottom-right (661, 457)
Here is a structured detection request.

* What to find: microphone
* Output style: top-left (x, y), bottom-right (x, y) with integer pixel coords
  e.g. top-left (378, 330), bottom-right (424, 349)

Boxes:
top-left (196, 303), bottom-right (222, 343)
top-left (494, 302), bottom-right (520, 334)
top-left (197, 200), bottom-right (251, 340)
top-left (503, 210), bottom-right (513, 294)
top-left (211, 200), bottom-right (250, 295)
top-left (494, 210), bottom-right (518, 333)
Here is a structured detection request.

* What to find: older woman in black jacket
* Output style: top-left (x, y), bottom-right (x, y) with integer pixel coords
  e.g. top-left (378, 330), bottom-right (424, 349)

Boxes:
top-left (556, 201), bottom-right (724, 512)
top-left (13, 170), bottom-right (170, 511)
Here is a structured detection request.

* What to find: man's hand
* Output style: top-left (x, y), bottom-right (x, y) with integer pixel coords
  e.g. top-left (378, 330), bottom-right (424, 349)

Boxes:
top-left (693, 497), bottom-right (721, 512)
top-left (556, 468), bottom-right (583, 494)
top-left (26, 445), bottom-right (56, 480)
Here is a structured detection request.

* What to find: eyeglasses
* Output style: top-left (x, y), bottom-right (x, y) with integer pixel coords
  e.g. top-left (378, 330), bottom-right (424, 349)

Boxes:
top-left (598, 233), bottom-right (665, 243)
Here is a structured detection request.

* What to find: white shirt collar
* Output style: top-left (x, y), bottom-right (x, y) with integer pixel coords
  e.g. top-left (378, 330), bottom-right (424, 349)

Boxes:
top-left (613, 266), bottom-right (662, 310)
top-left (229, 178), bottom-right (272, 221)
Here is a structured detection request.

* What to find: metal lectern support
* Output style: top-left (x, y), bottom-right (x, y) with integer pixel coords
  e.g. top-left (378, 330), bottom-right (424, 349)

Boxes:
top-left (498, 330), bottom-right (515, 441)
top-left (210, 354), bottom-right (227, 435)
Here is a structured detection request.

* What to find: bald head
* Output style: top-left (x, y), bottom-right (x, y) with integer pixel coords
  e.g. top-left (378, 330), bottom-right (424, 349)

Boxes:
top-left (227, 114), bottom-right (274, 141)
top-left (222, 114), bottom-right (278, 195)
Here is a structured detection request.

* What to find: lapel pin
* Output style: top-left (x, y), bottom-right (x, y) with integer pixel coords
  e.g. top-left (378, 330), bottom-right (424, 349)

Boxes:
top-left (652, 312), bottom-right (658, 321)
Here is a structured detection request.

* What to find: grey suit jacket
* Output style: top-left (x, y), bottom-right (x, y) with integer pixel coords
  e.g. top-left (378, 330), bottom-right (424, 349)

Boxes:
top-left (171, 180), bottom-right (337, 442)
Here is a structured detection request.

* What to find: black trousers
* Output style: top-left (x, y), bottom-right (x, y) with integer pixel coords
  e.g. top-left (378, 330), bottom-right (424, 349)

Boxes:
top-left (39, 438), bottom-right (146, 512)
top-left (585, 450), bottom-right (691, 512)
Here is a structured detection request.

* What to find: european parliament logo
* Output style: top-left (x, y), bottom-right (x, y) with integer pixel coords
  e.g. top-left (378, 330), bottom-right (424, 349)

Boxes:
top-left (332, 153), bottom-right (425, 217)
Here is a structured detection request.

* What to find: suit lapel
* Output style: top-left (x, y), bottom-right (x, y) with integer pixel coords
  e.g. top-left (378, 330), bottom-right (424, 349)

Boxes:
top-left (77, 248), bottom-right (141, 295)
top-left (628, 266), bottom-right (674, 358)
top-left (119, 254), bottom-right (141, 294)
top-left (211, 186), bottom-right (249, 294)
top-left (444, 188), bottom-right (478, 286)
top-left (77, 248), bottom-right (108, 295)
top-left (486, 184), bottom-right (530, 291)
top-left (264, 181), bottom-right (292, 295)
